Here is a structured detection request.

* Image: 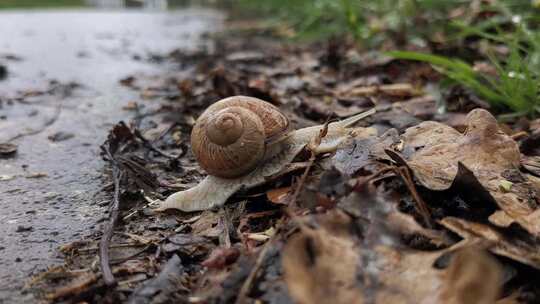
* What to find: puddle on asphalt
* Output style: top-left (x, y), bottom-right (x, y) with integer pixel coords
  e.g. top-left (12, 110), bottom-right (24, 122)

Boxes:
top-left (0, 8), bottom-right (221, 302)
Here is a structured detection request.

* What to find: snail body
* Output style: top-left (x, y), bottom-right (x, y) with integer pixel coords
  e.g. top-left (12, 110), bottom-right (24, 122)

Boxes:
top-left (158, 96), bottom-right (376, 212)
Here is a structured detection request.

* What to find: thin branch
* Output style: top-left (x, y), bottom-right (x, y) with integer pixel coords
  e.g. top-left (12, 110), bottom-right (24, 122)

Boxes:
top-left (234, 241), bottom-right (273, 304)
top-left (395, 166), bottom-right (433, 228)
top-left (288, 120), bottom-right (330, 207)
top-left (99, 163), bottom-right (123, 287)
top-left (133, 128), bottom-right (178, 160)
top-left (288, 156), bottom-right (316, 208)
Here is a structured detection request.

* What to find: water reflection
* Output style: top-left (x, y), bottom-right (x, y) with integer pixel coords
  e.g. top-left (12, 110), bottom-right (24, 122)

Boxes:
top-left (85, 0), bottom-right (169, 9)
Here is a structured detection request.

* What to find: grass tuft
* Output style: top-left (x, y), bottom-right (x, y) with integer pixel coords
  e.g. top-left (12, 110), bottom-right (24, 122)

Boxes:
top-left (387, 49), bottom-right (539, 115)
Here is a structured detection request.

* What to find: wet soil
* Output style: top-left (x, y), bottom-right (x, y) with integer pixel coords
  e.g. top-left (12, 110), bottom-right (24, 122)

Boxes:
top-left (27, 23), bottom-right (540, 301)
top-left (0, 9), bottom-right (221, 302)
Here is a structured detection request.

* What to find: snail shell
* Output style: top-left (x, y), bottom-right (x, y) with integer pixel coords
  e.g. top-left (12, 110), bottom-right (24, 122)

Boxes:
top-left (191, 96), bottom-right (289, 178)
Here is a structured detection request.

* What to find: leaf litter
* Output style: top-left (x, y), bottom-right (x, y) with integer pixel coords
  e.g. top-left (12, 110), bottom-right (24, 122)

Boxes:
top-left (26, 29), bottom-right (540, 304)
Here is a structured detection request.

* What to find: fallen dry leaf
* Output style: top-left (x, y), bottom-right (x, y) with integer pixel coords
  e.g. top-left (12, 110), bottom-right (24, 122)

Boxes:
top-left (522, 156), bottom-right (540, 177)
top-left (338, 187), bottom-right (453, 248)
top-left (338, 83), bottom-right (421, 98)
top-left (283, 210), bottom-right (445, 304)
top-left (266, 186), bottom-right (292, 205)
top-left (440, 216), bottom-right (540, 269)
top-left (394, 109), bottom-right (540, 236)
top-left (441, 246), bottom-right (503, 304)
top-left (282, 215), bottom-right (363, 304)
top-left (190, 211), bottom-right (224, 239)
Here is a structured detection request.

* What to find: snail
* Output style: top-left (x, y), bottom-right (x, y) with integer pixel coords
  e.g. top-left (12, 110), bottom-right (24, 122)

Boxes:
top-left (157, 96), bottom-right (376, 212)
top-left (190, 95), bottom-right (290, 178)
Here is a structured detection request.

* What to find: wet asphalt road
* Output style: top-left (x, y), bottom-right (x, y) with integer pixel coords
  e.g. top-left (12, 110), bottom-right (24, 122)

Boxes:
top-left (0, 9), bottom-right (221, 302)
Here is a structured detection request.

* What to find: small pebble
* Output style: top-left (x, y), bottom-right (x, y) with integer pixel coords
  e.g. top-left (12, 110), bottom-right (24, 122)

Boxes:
top-left (48, 131), bottom-right (75, 142)
top-left (16, 225), bottom-right (33, 232)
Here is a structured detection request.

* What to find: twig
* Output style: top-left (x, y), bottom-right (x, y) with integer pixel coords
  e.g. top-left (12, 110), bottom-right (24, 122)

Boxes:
top-left (220, 208), bottom-right (233, 248)
top-left (235, 241), bottom-right (273, 304)
top-left (236, 208), bottom-right (311, 304)
top-left (153, 122), bottom-right (179, 142)
top-left (26, 266), bottom-right (72, 287)
top-left (122, 194), bottom-right (161, 221)
top-left (78, 243), bottom-right (146, 253)
top-left (99, 164), bottom-right (123, 287)
top-left (287, 120), bottom-right (330, 207)
top-left (133, 128), bottom-right (178, 160)
top-left (395, 166), bottom-right (433, 228)
top-left (287, 157), bottom-right (316, 208)
top-left (354, 166), bottom-right (394, 188)
top-left (46, 264), bottom-right (141, 302)
top-left (511, 130), bottom-right (528, 140)
top-left (46, 273), bottom-right (100, 301)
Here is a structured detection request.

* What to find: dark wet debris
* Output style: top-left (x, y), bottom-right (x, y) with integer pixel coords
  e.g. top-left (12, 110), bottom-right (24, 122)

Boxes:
top-left (26, 31), bottom-right (540, 304)
top-left (47, 131), bottom-right (75, 142)
top-left (127, 254), bottom-right (186, 304)
top-left (0, 142), bottom-right (17, 156)
top-left (1, 53), bottom-right (23, 61)
top-left (15, 225), bottom-right (33, 233)
top-left (0, 64), bottom-right (7, 80)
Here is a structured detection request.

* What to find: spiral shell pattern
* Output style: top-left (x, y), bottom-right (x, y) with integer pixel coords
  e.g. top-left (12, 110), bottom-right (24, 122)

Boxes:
top-left (191, 96), bottom-right (289, 178)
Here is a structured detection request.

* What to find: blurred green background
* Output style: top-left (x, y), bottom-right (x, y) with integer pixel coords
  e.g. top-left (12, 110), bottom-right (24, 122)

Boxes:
top-left (2, 0), bottom-right (539, 116)
top-left (0, 0), bottom-right (84, 8)
top-left (232, 0), bottom-right (540, 116)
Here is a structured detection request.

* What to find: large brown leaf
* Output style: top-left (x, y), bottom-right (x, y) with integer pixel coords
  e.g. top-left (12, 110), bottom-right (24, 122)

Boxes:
top-left (394, 109), bottom-right (540, 235)
top-left (440, 217), bottom-right (540, 269)
top-left (282, 211), bottom-right (445, 304)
